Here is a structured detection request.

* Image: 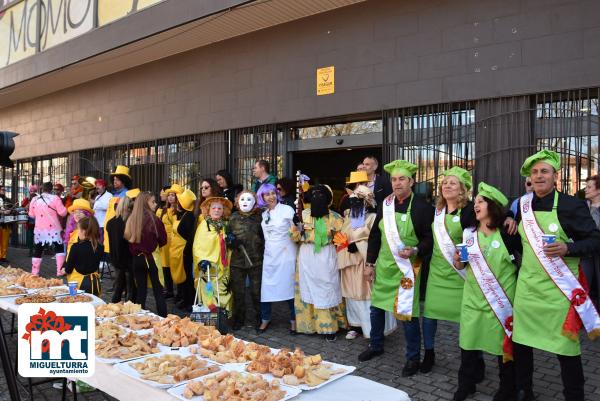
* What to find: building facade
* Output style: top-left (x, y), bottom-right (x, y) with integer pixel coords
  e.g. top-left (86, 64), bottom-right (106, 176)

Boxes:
top-left (0, 0), bottom-right (598, 214)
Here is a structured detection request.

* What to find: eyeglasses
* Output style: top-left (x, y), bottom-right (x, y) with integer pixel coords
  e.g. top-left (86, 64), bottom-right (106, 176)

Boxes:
top-left (276, 187), bottom-right (283, 191)
top-left (201, 186), bottom-right (210, 190)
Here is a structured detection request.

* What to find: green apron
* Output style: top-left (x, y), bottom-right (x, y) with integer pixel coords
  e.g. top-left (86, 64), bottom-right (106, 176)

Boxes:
top-left (460, 229), bottom-right (517, 355)
top-left (513, 192), bottom-right (581, 356)
top-left (424, 209), bottom-right (465, 322)
top-left (371, 195), bottom-right (420, 317)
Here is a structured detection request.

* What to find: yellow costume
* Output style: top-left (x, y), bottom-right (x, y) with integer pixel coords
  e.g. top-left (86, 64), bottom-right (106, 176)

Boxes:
top-left (157, 208), bottom-right (175, 267)
top-left (192, 215), bottom-right (232, 314)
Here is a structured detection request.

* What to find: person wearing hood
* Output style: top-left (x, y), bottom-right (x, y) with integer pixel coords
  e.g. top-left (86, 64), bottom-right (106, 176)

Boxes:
top-left (227, 190), bottom-right (264, 330)
top-left (292, 184), bottom-right (347, 341)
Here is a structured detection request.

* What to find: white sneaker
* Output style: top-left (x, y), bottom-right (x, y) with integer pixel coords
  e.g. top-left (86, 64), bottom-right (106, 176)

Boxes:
top-left (345, 330), bottom-right (359, 340)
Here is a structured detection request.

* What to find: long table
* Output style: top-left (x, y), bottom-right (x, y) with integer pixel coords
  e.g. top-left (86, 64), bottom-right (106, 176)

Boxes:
top-left (84, 361), bottom-right (410, 401)
top-left (1, 292), bottom-right (410, 401)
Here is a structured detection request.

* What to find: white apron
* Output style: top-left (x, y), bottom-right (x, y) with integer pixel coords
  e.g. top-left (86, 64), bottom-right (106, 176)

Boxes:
top-left (261, 203), bottom-right (297, 302)
top-left (298, 243), bottom-right (342, 309)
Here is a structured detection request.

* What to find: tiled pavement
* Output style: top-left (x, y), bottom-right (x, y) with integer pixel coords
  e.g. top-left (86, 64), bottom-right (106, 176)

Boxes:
top-left (1, 247), bottom-right (599, 401)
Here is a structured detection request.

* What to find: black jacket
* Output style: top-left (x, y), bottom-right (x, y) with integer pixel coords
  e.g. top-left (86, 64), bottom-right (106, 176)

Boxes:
top-left (105, 216), bottom-right (131, 271)
top-left (223, 184), bottom-right (243, 205)
top-left (373, 175), bottom-right (393, 208)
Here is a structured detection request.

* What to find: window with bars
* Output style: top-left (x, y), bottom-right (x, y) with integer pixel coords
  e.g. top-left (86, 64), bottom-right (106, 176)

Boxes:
top-left (535, 89), bottom-right (599, 196)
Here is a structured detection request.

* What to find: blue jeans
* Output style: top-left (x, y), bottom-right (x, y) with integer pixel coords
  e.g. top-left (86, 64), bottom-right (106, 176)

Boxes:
top-left (369, 306), bottom-right (438, 361)
top-left (260, 299), bottom-right (295, 323)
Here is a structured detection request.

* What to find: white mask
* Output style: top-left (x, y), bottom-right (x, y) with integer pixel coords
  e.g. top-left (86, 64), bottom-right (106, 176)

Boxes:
top-left (238, 193), bottom-right (256, 213)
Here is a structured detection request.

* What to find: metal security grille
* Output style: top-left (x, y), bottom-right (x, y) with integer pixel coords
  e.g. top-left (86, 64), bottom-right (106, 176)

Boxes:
top-left (231, 124), bottom-right (285, 190)
top-left (384, 103), bottom-right (475, 201)
top-left (535, 89), bottom-right (599, 196)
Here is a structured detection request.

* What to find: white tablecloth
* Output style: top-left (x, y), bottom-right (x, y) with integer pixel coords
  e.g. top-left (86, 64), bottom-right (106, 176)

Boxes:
top-left (83, 362), bottom-right (410, 401)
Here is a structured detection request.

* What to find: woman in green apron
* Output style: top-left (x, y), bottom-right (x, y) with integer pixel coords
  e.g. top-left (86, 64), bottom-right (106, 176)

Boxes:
top-left (171, 188), bottom-right (197, 312)
top-left (422, 166), bottom-right (475, 373)
top-left (452, 182), bottom-right (520, 401)
top-left (65, 216), bottom-right (104, 296)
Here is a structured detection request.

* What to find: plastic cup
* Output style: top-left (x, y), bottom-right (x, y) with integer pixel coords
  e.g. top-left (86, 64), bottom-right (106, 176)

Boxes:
top-left (68, 281), bottom-right (78, 296)
top-left (457, 243), bottom-right (469, 262)
top-left (541, 234), bottom-right (556, 247)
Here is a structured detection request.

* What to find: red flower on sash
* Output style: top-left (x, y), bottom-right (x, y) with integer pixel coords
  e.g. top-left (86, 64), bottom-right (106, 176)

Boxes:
top-left (561, 265), bottom-right (589, 341)
top-left (502, 316), bottom-right (514, 363)
top-left (21, 308), bottom-right (72, 352)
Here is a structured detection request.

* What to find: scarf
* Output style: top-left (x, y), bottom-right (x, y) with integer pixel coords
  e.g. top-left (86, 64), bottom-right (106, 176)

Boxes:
top-left (314, 216), bottom-right (328, 253)
top-left (206, 217), bottom-right (228, 266)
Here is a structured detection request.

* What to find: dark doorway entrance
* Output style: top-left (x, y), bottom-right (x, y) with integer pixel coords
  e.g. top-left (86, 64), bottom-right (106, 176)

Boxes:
top-left (292, 147), bottom-right (382, 210)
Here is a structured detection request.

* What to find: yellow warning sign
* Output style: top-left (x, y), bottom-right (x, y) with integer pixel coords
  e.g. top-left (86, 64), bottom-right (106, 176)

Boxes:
top-left (316, 66), bottom-right (335, 96)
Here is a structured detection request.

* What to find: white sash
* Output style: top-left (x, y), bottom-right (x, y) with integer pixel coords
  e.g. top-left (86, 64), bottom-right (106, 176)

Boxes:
top-left (383, 194), bottom-right (414, 319)
top-left (520, 192), bottom-right (600, 337)
top-left (463, 228), bottom-right (513, 337)
top-left (434, 208), bottom-right (467, 280)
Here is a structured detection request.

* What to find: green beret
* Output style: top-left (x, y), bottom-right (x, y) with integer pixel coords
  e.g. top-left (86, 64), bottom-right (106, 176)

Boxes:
top-left (442, 166), bottom-right (472, 191)
top-left (477, 182), bottom-right (508, 207)
top-left (520, 150), bottom-right (560, 177)
top-left (384, 160), bottom-right (417, 178)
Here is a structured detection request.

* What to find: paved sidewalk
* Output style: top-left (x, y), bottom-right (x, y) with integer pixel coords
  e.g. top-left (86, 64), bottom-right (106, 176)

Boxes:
top-left (1, 247), bottom-right (599, 401)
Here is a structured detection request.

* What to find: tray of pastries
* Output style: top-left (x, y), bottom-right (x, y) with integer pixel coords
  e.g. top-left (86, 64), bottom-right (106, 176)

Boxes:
top-left (58, 294), bottom-right (93, 303)
top-left (246, 348), bottom-right (355, 390)
top-left (189, 335), bottom-right (272, 365)
top-left (95, 301), bottom-right (142, 318)
top-left (168, 370), bottom-right (300, 401)
top-left (96, 320), bottom-right (127, 340)
top-left (114, 313), bottom-right (161, 331)
top-left (15, 274), bottom-right (63, 289)
top-left (14, 294), bottom-right (57, 304)
top-left (151, 315), bottom-right (220, 348)
top-left (115, 353), bottom-right (220, 388)
top-left (0, 285), bottom-right (27, 297)
top-left (96, 331), bottom-right (160, 364)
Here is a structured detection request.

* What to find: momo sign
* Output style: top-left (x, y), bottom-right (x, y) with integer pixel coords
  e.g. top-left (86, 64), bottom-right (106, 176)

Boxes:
top-left (18, 303), bottom-right (95, 377)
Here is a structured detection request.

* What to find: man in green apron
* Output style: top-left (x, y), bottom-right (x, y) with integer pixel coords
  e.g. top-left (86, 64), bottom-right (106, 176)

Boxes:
top-left (358, 160), bottom-right (434, 377)
top-left (512, 150), bottom-right (600, 401)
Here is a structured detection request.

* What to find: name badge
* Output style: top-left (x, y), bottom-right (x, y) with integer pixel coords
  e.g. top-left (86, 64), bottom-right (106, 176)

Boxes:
top-left (452, 216), bottom-right (460, 223)
top-left (548, 223), bottom-right (558, 233)
top-left (491, 240), bottom-right (500, 249)
top-left (401, 215), bottom-right (407, 222)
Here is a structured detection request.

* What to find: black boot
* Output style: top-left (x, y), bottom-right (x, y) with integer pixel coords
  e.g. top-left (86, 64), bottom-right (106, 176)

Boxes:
top-left (515, 390), bottom-right (534, 401)
top-left (358, 347), bottom-right (384, 362)
top-left (420, 349), bottom-right (435, 373)
top-left (493, 358), bottom-right (516, 401)
top-left (401, 359), bottom-right (420, 377)
top-left (454, 349), bottom-right (478, 401)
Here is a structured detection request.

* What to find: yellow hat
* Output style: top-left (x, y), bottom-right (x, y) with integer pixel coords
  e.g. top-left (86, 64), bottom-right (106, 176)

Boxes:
top-left (177, 189), bottom-right (197, 211)
top-left (384, 160), bottom-right (417, 177)
top-left (68, 199), bottom-right (94, 215)
top-left (346, 171), bottom-right (369, 184)
top-left (110, 165), bottom-right (131, 178)
top-left (126, 188), bottom-right (141, 199)
top-left (166, 183), bottom-right (184, 195)
top-left (200, 197), bottom-right (233, 217)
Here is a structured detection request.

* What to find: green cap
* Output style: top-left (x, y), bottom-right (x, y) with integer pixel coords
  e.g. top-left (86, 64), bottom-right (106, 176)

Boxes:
top-left (520, 150), bottom-right (560, 177)
top-left (477, 182), bottom-right (508, 207)
top-left (442, 166), bottom-right (472, 191)
top-left (384, 160), bottom-right (417, 177)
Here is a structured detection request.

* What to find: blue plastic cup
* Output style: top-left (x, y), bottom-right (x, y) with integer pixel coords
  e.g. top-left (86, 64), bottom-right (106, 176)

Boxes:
top-left (457, 243), bottom-right (469, 262)
top-left (68, 281), bottom-right (78, 296)
top-left (541, 234), bottom-right (556, 247)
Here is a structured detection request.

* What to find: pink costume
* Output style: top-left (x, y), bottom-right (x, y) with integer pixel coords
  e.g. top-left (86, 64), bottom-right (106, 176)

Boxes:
top-left (28, 193), bottom-right (67, 276)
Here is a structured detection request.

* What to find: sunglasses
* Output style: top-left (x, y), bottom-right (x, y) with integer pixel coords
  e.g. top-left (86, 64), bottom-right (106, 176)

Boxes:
top-left (201, 186), bottom-right (210, 190)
